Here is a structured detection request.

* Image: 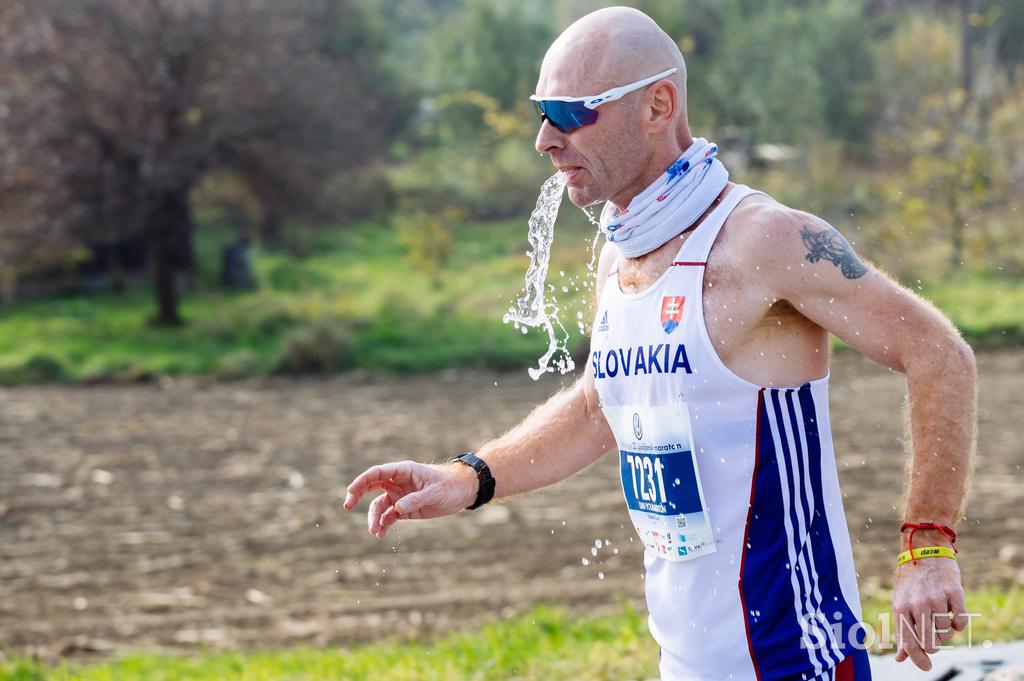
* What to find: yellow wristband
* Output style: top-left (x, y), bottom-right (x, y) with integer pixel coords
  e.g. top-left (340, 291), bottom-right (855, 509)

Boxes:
top-left (896, 545), bottom-right (957, 566)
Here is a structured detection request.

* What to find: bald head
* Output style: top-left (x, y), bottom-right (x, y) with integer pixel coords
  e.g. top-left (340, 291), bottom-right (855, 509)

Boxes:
top-left (536, 6), bottom-right (687, 121)
top-left (533, 7), bottom-right (693, 209)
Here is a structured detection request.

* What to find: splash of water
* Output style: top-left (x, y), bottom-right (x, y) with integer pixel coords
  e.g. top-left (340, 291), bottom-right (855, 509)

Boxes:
top-left (578, 205), bottom-right (603, 272)
top-left (572, 206), bottom-right (605, 336)
top-left (503, 171), bottom-right (573, 380)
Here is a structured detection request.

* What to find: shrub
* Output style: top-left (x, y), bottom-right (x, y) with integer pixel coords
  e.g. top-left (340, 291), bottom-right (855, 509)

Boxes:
top-left (273, 322), bottom-right (355, 374)
top-left (196, 294), bottom-right (301, 340)
top-left (213, 349), bottom-right (264, 379)
top-left (263, 261), bottom-right (334, 293)
top-left (0, 353), bottom-right (68, 385)
top-left (394, 206), bottom-right (462, 287)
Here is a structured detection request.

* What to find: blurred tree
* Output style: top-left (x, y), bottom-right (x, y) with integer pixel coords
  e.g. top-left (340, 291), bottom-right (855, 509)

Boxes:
top-left (425, 0), bottom-right (553, 109)
top-left (872, 8), bottom-right (1013, 276)
top-left (0, 3), bottom-right (85, 302)
top-left (699, 0), bottom-right (877, 148)
top-left (394, 205), bottom-right (464, 288)
top-left (994, 1), bottom-right (1024, 79)
top-left (0, 0), bottom-right (406, 324)
top-left (382, 0), bottom-right (555, 221)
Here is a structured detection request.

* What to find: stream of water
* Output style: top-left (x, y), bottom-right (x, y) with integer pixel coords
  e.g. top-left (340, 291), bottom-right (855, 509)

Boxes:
top-left (502, 171), bottom-right (574, 380)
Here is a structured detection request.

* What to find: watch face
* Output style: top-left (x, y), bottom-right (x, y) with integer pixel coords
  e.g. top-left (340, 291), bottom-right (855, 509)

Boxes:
top-left (461, 453), bottom-right (486, 473)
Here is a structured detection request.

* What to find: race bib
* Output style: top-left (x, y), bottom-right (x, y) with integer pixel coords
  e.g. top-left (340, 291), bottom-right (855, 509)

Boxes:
top-left (604, 400), bottom-right (716, 562)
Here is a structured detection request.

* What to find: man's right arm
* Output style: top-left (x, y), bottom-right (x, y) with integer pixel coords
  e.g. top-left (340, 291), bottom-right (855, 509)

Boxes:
top-left (475, 241), bottom-right (618, 500)
top-left (474, 364), bottom-right (615, 500)
top-left (343, 242), bottom-right (618, 538)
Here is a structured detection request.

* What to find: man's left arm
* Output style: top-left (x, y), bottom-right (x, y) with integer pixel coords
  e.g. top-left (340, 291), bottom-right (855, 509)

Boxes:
top-left (754, 208), bottom-right (976, 672)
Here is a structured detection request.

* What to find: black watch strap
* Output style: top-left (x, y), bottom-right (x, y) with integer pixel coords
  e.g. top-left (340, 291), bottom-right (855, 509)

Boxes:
top-left (452, 452), bottom-right (496, 510)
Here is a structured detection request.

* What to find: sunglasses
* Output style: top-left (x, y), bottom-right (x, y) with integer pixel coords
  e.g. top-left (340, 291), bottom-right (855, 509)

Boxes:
top-left (530, 67), bottom-right (678, 134)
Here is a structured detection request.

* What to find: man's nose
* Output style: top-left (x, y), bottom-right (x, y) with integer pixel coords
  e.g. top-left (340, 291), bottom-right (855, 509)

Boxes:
top-left (535, 118), bottom-right (566, 155)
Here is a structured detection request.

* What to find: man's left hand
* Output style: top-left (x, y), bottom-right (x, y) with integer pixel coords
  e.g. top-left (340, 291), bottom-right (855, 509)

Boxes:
top-left (891, 557), bottom-right (968, 671)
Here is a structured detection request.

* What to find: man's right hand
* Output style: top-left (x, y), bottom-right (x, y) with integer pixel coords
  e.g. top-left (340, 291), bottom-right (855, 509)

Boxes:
top-left (342, 461), bottom-right (479, 539)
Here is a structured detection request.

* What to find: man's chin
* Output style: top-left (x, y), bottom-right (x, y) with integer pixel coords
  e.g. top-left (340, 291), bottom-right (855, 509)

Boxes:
top-left (566, 185), bottom-right (603, 208)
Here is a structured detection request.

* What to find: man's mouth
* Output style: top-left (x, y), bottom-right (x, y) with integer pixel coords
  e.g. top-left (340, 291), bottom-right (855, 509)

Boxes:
top-left (558, 166), bottom-right (584, 182)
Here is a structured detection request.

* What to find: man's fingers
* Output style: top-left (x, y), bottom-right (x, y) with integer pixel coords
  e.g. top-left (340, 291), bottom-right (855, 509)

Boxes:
top-left (901, 629), bottom-right (932, 672)
top-left (895, 609), bottom-right (932, 671)
top-left (933, 593), bottom-right (956, 643)
top-left (949, 587), bottom-right (969, 631)
top-left (905, 611), bottom-right (933, 671)
top-left (344, 463), bottom-right (407, 509)
top-left (908, 642), bottom-right (932, 671)
top-left (367, 492), bottom-right (393, 535)
top-left (393, 489), bottom-right (433, 519)
top-left (377, 503), bottom-right (401, 537)
top-left (375, 488), bottom-right (439, 538)
top-left (933, 610), bottom-right (955, 643)
top-left (919, 605), bottom-right (938, 654)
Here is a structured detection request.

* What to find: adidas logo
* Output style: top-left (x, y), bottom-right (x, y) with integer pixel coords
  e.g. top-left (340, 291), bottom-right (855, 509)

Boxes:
top-left (597, 311), bottom-right (610, 333)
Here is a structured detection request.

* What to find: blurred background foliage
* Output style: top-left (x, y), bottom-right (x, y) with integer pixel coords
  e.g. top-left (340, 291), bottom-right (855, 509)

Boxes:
top-left (0, 0), bottom-right (1021, 382)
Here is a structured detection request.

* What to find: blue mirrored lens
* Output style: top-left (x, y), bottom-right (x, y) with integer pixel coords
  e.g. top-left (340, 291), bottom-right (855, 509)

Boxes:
top-left (534, 100), bottom-right (598, 133)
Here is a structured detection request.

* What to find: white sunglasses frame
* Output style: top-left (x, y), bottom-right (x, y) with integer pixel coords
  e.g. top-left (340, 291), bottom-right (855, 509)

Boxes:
top-left (529, 67), bottom-right (679, 109)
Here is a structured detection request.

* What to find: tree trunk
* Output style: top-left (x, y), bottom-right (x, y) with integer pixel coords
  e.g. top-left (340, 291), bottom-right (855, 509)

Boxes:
top-left (0, 270), bottom-right (16, 306)
top-left (176, 208), bottom-right (197, 286)
top-left (148, 191), bottom-right (190, 327)
top-left (961, 0), bottom-right (976, 102)
top-left (259, 204), bottom-right (283, 252)
top-left (110, 249), bottom-right (126, 293)
top-left (950, 191), bottom-right (964, 270)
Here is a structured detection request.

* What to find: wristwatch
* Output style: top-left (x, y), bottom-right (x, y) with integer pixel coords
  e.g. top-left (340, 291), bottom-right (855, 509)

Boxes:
top-left (452, 452), bottom-right (496, 510)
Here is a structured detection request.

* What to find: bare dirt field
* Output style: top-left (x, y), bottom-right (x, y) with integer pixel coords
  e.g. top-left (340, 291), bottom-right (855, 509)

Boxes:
top-left (1, 351), bottom-right (1021, 660)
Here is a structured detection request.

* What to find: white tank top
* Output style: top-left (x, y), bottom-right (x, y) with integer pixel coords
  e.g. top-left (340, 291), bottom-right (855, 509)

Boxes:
top-left (591, 185), bottom-right (869, 681)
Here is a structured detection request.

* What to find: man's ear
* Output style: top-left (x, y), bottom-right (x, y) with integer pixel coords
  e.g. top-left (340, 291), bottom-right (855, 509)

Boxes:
top-left (646, 81), bottom-right (677, 133)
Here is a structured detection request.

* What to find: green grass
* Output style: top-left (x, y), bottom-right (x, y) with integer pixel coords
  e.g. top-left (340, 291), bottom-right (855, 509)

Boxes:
top-left (2, 586), bottom-right (1021, 681)
top-left (919, 273), bottom-right (1024, 348)
top-left (0, 605), bottom-right (657, 681)
top-left (0, 216), bottom-right (1020, 385)
top-left (0, 217), bottom-right (599, 384)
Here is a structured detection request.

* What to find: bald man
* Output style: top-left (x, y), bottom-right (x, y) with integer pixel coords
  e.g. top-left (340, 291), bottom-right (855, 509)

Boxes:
top-left (344, 7), bottom-right (975, 680)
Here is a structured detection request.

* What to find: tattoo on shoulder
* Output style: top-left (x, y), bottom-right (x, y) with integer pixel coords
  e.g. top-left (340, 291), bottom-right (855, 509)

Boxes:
top-left (800, 225), bottom-right (868, 279)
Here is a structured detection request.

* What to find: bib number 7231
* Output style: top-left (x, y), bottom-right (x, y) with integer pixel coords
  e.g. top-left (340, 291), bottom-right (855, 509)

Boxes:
top-left (624, 453), bottom-right (667, 504)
